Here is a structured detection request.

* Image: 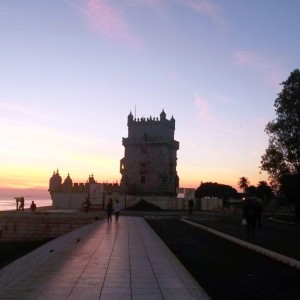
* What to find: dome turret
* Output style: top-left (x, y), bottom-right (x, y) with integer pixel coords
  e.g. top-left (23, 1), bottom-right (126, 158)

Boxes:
top-left (62, 173), bottom-right (73, 190)
top-left (49, 169), bottom-right (62, 192)
top-left (88, 174), bottom-right (96, 184)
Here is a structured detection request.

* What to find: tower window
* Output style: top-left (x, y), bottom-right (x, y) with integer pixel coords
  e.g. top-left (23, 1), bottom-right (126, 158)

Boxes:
top-left (141, 176), bottom-right (146, 183)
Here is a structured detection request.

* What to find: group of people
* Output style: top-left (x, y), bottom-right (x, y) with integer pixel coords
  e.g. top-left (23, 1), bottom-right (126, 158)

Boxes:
top-left (242, 197), bottom-right (262, 234)
top-left (81, 197), bottom-right (121, 222)
top-left (16, 197), bottom-right (37, 212)
top-left (106, 198), bottom-right (120, 222)
top-left (16, 196), bottom-right (25, 211)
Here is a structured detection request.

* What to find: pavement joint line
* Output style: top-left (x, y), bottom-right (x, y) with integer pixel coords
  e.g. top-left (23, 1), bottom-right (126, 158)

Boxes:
top-left (67, 222), bottom-right (107, 299)
top-left (181, 217), bottom-right (300, 270)
top-left (0, 221), bottom-right (99, 290)
top-left (1, 216), bottom-right (212, 299)
top-left (133, 218), bottom-right (164, 299)
top-left (126, 218), bottom-right (132, 298)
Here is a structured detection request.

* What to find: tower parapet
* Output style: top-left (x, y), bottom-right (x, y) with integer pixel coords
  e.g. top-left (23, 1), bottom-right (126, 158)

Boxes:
top-left (126, 109), bottom-right (176, 140)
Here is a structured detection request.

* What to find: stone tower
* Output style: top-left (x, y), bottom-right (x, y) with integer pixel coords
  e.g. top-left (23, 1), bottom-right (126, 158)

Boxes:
top-left (120, 110), bottom-right (179, 196)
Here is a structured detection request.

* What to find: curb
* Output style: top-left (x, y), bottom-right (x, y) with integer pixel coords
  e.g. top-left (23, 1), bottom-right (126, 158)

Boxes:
top-left (181, 218), bottom-right (300, 270)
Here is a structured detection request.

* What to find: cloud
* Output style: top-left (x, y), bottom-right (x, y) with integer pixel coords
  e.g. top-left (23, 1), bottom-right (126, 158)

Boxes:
top-left (194, 94), bottom-right (212, 122)
top-left (0, 102), bottom-right (54, 121)
top-left (194, 94), bottom-right (234, 133)
top-left (234, 50), bottom-right (284, 89)
top-left (129, 0), bottom-right (162, 8)
top-left (181, 0), bottom-right (226, 28)
top-left (64, 0), bottom-right (139, 46)
top-left (182, 139), bottom-right (222, 156)
top-left (235, 50), bottom-right (262, 66)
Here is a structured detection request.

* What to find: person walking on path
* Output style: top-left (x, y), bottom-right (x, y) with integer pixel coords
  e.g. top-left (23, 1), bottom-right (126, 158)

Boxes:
top-left (295, 202), bottom-right (300, 226)
top-left (188, 199), bottom-right (194, 215)
top-left (114, 199), bottom-right (121, 222)
top-left (106, 198), bottom-right (113, 222)
top-left (243, 197), bottom-right (258, 234)
top-left (256, 200), bottom-right (262, 228)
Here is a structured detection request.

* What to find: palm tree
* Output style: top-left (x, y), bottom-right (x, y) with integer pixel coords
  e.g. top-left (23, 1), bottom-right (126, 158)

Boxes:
top-left (238, 177), bottom-right (250, 193)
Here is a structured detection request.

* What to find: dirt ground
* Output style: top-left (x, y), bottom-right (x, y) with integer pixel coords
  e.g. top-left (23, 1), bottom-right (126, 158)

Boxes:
top-left (146, 217), bottom-right (300, 300)
top-left (0, 240), bottom-right (51, 269)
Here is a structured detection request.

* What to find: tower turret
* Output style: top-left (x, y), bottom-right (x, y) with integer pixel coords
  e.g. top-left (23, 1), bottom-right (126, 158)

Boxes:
top-left (62, 173), bottom-right (73, 191)
top-left (127, 111), bottom-right (134, 124)
top-left (160, 109), bottom-right (166, 121)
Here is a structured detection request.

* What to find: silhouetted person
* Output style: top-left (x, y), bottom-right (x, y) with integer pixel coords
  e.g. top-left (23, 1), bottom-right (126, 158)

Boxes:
top-left (243, 198), bottom-right (258, 234)
top-left (30, 201), bottom-right (36, 212)
top-left (18, 197), bottom-right (25, 211)
top-left (256, 200), bottom-right (262, 228)
top-left (188, 199), bottom-right (194, 215)
top-left (295, 203), bottom-right (300, 226)
top-left (114, 199), bottom-right (121, 222)
top-left (106, 198), bottom-right (113, 222)
top-left (81, 197), bottom-right (91, 212)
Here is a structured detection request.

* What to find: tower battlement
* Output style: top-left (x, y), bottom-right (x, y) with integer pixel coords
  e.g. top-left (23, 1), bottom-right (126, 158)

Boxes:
top-left (127, 110), bottom-right (176, 139)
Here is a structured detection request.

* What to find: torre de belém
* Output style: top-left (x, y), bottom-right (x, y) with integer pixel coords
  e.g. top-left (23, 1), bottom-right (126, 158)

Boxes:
top-left (49, 109), bottom-right (185, 210)
top-left (120, 109), bottom-right (179, 196)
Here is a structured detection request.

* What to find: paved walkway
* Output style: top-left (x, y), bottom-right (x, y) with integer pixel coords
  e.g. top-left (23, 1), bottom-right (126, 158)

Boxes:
top-left (0, 217), bottom-right (209, 300)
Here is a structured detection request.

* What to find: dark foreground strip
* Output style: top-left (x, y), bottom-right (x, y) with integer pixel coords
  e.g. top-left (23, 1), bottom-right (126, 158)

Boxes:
top-left (147, 218), bottom-right (300, 300)
top-left (181, 217), bottom-right (300, 270)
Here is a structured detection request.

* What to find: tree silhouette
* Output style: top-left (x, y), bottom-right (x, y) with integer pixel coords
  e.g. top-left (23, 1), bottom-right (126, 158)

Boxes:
top-left (195, 182), bottom-right (237, 199)
top-left (238, 177), bottom-right (250, 193)
top-left (256, 181), bottom-right (274, 203)
top-left (261, 69), bottom-right (300, 193)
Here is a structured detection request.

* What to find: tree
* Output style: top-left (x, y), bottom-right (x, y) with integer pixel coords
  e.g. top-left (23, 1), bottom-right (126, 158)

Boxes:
top-left (238, 177), bottom-right (250, 193)
top-left (195, 182), bottom-right (238, 199)
top-left (256, 181), bottom-right (274, 203)
top-left (260, 69), bottom-right (300, 196)
top-left (245, 185), bottom-right (257, 197)
top-left (279, 174), bottom-right (300, 202)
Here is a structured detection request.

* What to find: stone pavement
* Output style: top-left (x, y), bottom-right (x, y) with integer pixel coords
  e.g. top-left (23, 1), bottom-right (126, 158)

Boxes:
top-left (0, 217), bottom-right (210, 300)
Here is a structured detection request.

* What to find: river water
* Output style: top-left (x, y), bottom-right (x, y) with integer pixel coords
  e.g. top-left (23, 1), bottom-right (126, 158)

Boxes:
top-left (0, 197), bottom-right (52, 211)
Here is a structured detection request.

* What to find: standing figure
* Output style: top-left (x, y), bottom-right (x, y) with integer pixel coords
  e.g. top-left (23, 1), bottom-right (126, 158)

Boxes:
top-left (295, 202), bottom-right (300, 226)
top-left (114, 199), bottom-right (121, 222)
top-left (188, 199), bottom-right (194, 215)
top-left (81, 197), bottom-right (91, 212)
top-left (106, 198), bottom-right (113, 222)
top-left (256, 200), bottom-right (262, 228)
top-left (243, 198), bottom-right (258, 234)
top-left (30, 201), bottom-right (37, 212)
top-left (18, 197), bottom-right (25, 211)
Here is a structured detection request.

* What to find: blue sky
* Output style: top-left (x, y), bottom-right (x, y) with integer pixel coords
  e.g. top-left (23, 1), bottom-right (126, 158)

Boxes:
top-left (0, 0), bottom-right (299, 195)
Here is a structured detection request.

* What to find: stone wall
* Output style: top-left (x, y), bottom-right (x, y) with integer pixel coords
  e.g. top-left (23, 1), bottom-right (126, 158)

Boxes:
top-left (0, 212), bottom-right (97, 242)
top-left (52, 192), bottom-right (88, 209)
top-left (198, 197), bottom-right (223, 210)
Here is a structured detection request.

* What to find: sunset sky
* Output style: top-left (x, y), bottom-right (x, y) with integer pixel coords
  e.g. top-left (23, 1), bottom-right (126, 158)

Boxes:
top-left (0, 0), bottom-right (299, 196)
